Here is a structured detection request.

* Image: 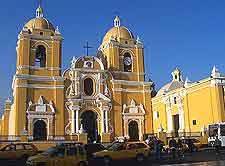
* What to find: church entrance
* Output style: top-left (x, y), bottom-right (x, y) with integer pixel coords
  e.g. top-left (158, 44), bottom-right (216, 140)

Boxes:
top-left (173, 114), bottom-right (179, 137)
top-left (81, 111), bottom-right (98, 143)
top-left (33, 120), bottom-right (47, 141)
top-left (128, 121), bottom-right (139, 141)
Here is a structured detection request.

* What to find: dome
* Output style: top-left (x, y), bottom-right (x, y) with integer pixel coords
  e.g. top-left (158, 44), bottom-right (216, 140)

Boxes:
top-left (102, 16), bottom-right (134, 43)
top-left (156, 81), bottom-right (184, 96)
top-left (24, 17), bottom-right (55, 31)
top-left (156, 68), bottom-right (184, 96)
top-left (23, 5), bottom-right (55, 32)
top-left (103, 26), bottom-right (134, 43)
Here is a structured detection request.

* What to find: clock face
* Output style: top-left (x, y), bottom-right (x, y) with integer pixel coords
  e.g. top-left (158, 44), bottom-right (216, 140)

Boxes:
top-left (124, 57), bottom-right (132, 66)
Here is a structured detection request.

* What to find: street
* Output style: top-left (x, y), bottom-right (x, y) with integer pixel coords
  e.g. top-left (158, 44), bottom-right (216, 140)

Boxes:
top-left (1, 148), bottom-right (225, 166)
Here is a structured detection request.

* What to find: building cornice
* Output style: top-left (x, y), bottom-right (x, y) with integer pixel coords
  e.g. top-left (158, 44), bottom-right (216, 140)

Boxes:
top-left (14, 74), bottom-right (64, 82)
top-left (111, 79), bottom-right (152, 86)
top-left (15, 84), bottom-right (64, 89)
top-left (17, 65), bottom-right (61, 71)
top-left (112, 88), bottom-right (151, 93)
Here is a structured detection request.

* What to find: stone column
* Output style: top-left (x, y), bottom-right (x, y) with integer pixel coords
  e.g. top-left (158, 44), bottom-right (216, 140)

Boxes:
top-left (71, 110), bottom-right (76, 134)
top-left (139, 119), bottom-right (142, 141)
top-left (105, 110), bottom-right (108, 133)
top-left (123, 118), bottom-right (129, 138)
top-left (101, 109), bottom-right (105, 133)
top-left (27, 117), bottom-right (33, 140)
top-left (179, 111), bottom-right (185, 131)
top-left (76, 109), bottom-right (79, 133)
top-left (167, 110), bottom-right (173, 133)
top-left (48, 117), bottom-right (54, 140)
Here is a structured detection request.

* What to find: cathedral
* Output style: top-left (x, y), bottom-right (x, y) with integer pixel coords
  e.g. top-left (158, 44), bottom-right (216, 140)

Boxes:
top-left (1, 4), bottom-right (225, 144)
top-left (0, 4), bottom-right (152, 143)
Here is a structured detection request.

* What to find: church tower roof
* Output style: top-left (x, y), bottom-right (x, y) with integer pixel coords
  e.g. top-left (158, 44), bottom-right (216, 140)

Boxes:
top-left (23, 2), bottom-right (55, 32)
top-left (102, 16), bottom-right (134, 44)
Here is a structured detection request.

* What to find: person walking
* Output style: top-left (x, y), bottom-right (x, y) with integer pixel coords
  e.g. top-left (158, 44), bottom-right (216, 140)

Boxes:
top-left (153, 137), bottom-right (161, 160)
top-left (214, 136), bottom-right (221, 155)
top-left (169, 137), bottom-right (178, 159)
top-left (177, 139), bottom-right (184, 158)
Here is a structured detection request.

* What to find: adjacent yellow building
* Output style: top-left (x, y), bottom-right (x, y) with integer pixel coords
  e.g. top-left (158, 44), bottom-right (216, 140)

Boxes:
top-left (152, 67), bottom-right (225, 137)
top-left (1, 4), bottom-right (225, 144)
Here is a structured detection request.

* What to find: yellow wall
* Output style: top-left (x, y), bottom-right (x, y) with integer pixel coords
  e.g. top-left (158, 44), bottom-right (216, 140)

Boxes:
top-left (152, 77), bottom-right (225, 135)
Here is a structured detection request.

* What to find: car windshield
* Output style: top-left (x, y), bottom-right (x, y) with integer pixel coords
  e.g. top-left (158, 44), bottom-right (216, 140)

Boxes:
top-left (42, 147), bottom-right (58, 156)
top-left (108, 143), bottom-right (124, 151)
top-left (209, 124), bottom-right (219, 137)
top-left (220, 124), bottom-right (225, 136)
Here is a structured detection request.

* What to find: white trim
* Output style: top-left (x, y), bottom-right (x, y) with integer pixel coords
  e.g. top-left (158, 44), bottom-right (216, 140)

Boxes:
top-left (112, 88), bottom-right (151, 93)
top-left (72, 56), bottom-right (105, 70)
top-left (154, 78), bottom-right (212, 99)
top-left (17, 65), bottom-right (61, 71)
top-left (112, 71), bottom-right (145, 76)
top-left (14, 74), bottom-right (64, 82)
top-left (187, 85), bottom-right (210, 94)
top-left (16, 84), bottom-right (64, 89)
top-left (111, 79), bottom-right (152, 86)
top-left (69, 68), bottom-right (106, 73)
top-left (19, 33), bottom-right (63, 41)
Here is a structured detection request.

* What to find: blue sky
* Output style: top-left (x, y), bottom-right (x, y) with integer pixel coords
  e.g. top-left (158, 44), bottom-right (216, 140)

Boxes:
top-left (0, 0), bottom-right (225, 109)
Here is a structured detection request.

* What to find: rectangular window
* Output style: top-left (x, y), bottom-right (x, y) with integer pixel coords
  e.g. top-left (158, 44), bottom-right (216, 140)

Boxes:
top-left (174, 97), bottom-right (177, 104)
top-left (193, 120), bottom-right (197, 125)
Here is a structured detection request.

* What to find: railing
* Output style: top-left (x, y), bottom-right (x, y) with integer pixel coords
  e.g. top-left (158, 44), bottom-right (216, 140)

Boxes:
top-left (0, 135), bottom-right (78, 143)
top-left (166, 132), bottom-right (203, 138)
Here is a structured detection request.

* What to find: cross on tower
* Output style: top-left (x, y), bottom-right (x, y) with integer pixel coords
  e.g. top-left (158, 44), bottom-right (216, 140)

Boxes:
top-left (38, 0), bottom-right (42, 6)
top-left (83, 42), bottom-right (93, 56)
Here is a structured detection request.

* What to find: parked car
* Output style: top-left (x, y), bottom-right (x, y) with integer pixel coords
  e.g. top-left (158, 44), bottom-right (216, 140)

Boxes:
top-left (26, 143), bottom-right (87, 166)
top-left (0, 143), bottom-right (38, 160)
top-left (181, 138), bottom-right (203, 151)
top-left (93, 141), bottom-right (150, 165)
top-left (84, 143), bottom-right (106, 159)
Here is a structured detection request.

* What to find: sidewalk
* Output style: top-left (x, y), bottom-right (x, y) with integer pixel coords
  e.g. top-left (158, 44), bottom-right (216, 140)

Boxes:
top-left (149, 149), bottom-right (225, 165)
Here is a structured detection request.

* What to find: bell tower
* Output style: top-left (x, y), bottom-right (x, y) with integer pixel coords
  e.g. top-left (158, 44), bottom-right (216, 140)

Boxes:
top-left (10, 3), bottom-right (65, 140)
top-left (99, 16), bottom-right (145, 82)
top-left (98, 17), bottom-right (153, 139)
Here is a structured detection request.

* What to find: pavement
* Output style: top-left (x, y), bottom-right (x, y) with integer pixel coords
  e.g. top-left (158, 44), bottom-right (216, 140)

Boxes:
top-left (90, 148), bottom-right (225, 166)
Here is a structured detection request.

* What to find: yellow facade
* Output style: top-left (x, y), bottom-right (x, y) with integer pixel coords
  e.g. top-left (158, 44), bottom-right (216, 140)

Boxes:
top-left (0, 4), bottom-right (152, 143)
top-left (1, 4), bottom-right (225, 144)
top-left (152, 67), bottom-right (225, 137)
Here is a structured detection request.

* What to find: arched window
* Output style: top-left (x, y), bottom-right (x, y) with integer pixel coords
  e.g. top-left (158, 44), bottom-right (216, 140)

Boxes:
top-left (123, 53), bottom-right (132, 72)
top-left (35, 45), bottom-right (46, 67)
top-left (84, 78), bottom-right (94, 96)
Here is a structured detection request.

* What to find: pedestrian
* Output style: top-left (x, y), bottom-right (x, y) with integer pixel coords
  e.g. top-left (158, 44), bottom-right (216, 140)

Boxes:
top-left (187, 139), bottom-right (194, 152)
top-left (214, 135), bottom-right (221, 155)
top-left (169, 137), bottom-right (177, 159)
top-left (153, 137), bottom-right (160, 160)
top-left (156, 139), bottom-right (163, 160)
top-left (177, 139), bottom-right (184, 158)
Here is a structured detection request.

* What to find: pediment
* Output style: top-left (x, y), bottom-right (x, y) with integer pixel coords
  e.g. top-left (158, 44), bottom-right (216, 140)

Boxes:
top-left (96, 93), bottom-right (111, 102)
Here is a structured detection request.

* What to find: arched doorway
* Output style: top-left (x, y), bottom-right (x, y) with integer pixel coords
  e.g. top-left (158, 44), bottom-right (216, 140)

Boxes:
top-left (81, 111), bottom-right (98, 143)
top-left (128, 120), bottom-right (139, 141)
top-left (33, 120), bottom-right (47, 141)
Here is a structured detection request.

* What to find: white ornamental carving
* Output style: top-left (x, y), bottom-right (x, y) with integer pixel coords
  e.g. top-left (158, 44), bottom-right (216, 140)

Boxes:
top-left (36, 96), bottom-right (46, 112)
top-left (129, 99), bottom-right (138, 113)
